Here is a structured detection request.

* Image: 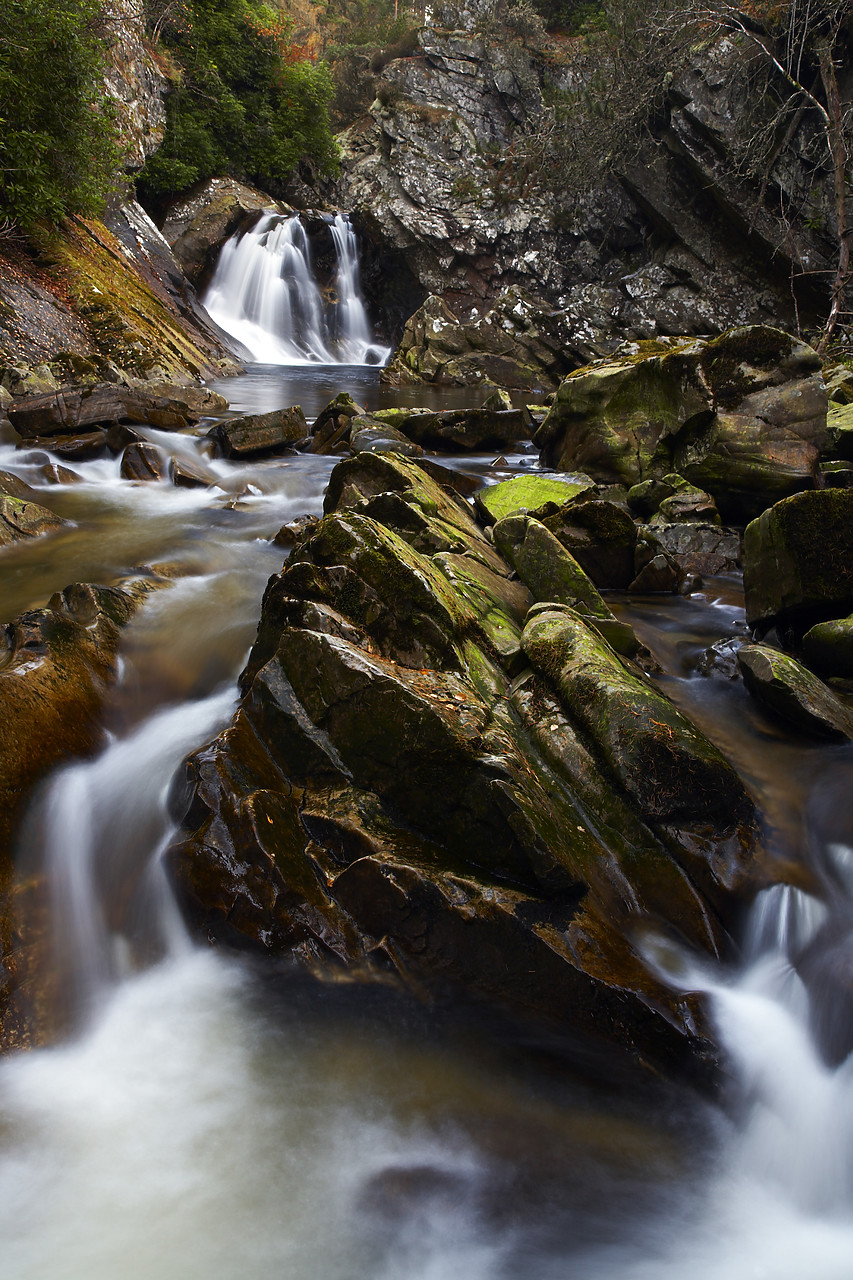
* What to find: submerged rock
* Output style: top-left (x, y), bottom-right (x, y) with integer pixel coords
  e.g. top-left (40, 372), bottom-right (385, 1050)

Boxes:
top-left (536, 328), bottom-right (827, 524)
top-left (169, 449), bottom-right (763, 1082)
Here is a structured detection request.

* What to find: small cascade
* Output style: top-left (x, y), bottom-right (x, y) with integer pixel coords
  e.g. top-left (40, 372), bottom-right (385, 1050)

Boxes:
top-left (204, 212), bottom-right (390, 367)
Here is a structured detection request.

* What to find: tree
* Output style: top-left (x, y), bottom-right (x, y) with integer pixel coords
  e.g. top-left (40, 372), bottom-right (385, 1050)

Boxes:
top-left (138, 0), bottom-right (339, 201)
top-left (0, 0), bottom-right (121, 229)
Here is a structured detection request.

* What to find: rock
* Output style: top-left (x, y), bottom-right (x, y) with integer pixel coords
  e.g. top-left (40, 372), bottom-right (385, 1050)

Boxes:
top-left (474, 474), bottom-right (594, 524)
top-left (7, 382), bottom-right (217, 440)
top-left (493, 515), bottom-right (640, 657)
top-left (641, 523), bottom-right (741, 579)
top-left (170, 458), bottom-right (211, 489)
top-left (802, 616), bottom-right (853, 680)
top-left (349, 419), bottom-right (424, 456)
top-left (823, 366), bottom-right (853, 405)
top-left (824, 402), bottom-right (853, 461)
top-left (737, 644), bottom-right (853, 739)
top-left (743, 489), bottom-right (853, 631)
top-left (542, 497), bottom-right (638, 589)
top-left (308, 394), bottom-right (365, 454)
top-left (102, 0), bottom-right (167, 170)
top-left (383, 404), bottom-right (533, 451)
top-left (818, 461), bottom-right (853, 488)
top-left (120, 441), bottom-right (169, 481)
top-left (651, 479), bottom-right (720, 525)
top-left (208, 407), bottom-right (308, 458)
top-left (384, 292), bottom-right (581, 391)
top-left (162, 178), bottom-right (286, 286)
top-left (0, 494), bottom-right (67, 546)
top-left (168, 448), bottom-right (763, 1082)
top-left (22, 430), bottom-right (107, 461)
top-left (272, 515), bottom-right (319, 548)
top-left (536, 328), bottom-right (827, 524)
top-left (106, 422), bottom-right (145, 453)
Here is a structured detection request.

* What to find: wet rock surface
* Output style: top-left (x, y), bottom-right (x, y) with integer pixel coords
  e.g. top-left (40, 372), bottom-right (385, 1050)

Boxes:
top-left (169, 450), bottom-right (764, 1081)
top-left (737, 644), bottom-right (853, 741)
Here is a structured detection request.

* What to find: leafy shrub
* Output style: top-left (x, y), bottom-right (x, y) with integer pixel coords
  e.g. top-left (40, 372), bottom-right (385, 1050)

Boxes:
top-left (138, 0), bottom-right (338, 201)
top-left (0, 0), bottom-right (121, 228)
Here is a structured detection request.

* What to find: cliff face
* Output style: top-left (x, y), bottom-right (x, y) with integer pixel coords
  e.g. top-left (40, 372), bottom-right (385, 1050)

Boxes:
top-left (320, 6), bottom-right (846, 384)
top-left (103, 0), bottom-right (168, 172)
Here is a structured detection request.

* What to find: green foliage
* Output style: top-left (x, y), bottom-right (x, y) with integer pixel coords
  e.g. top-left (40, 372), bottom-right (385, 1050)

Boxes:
top-left (0, 0), bottom-right (121, 228)
top-left (138, 0), bottom-right (339, 200)
top-left (320, 0), bottom-right (419, 56)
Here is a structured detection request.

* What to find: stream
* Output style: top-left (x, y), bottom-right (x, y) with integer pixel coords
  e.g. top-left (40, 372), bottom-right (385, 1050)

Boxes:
top-left (0, 362), bottom-right (852, 1279)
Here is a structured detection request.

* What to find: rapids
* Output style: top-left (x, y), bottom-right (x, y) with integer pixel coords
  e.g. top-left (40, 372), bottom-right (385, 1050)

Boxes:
top-left (0, 366), bottom-right (852, 1279)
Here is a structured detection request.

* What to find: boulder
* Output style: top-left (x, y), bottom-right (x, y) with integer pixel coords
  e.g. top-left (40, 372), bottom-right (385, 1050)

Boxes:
top-left (309, 393), bottom-right (365, 454)
top-left (162, 178), bottom-right (285, 286)
top-left (824, 401), bottom-right (853, 461)
top-left (23, 430), bottom-right (107, 461)
top-left (0, 494), bottom-right (67, 547)
top-left (120, 441), bottom-right (169, 481)
top-left (737, 644), bottom-right (853, 739)
top-left (641, 523), bottom-right (740, 579)
top-left (349, 419), bottom-right (424, 456)
top-left (208, 406), bottom-right (308, 458)
top-left (475, 474), bottom-right (594, 524)
top-left (542, 497), bottom-right (638, 589)
top-left (8, 383), bottom-right (219, 440)
top-left (802, 616), bottom-right (853, 680)
top-left (536, 328), bottom-right (827, 524)
top-left (743, 489), bottom-right (853, 630)
top-left (386, 404), bottom-right (533, 451)
top-left (493, 515), bottom-right (640, 657)
top-left (168, 449), bottom-right (764, 1082)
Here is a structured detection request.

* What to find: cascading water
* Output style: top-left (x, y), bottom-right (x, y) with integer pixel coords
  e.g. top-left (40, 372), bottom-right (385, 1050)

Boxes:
top-left (204, 212), bottom-right (390, 367)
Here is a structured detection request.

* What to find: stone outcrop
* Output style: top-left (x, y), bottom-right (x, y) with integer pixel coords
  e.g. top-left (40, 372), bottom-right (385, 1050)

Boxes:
top-left (535, 327), bottom-right (828, 524)
top-left (0, 202), bottom-right (241, 394)
top-left (743, 488), bottom-right (853, 632)
top-left (317, 14), bottom-right (836, 377)
top-left (168, 450), bottom-right (765, 1082)
top-left (103, 0), bottom-right (167, 170)
top-left (737, 644), bottom-right (853, 740)
top-left (161, 178), bottom-right (287, 286)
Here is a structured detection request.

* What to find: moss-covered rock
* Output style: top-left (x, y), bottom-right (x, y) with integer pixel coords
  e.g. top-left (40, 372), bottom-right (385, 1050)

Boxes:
top-left (536, 327), bottom-right (826, 524)
top-left (743, 488), bottom-right (853, 630)
top-left (802, 615), bottom-right (853, 679)
top-left (542, 497), bottom-right (638, 589)
top-left (737, 643), bottom-right (853, 739)
top-left (168, 449), bottom-right (764, 1083)
top-left (474, 474), bottom-right (593, 524)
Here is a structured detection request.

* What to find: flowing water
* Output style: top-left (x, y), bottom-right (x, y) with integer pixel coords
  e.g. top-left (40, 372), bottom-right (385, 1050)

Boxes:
top-left (1, 235), bottom-right (853, 1273)
top-left (204, 212), bottom-right (391, 367)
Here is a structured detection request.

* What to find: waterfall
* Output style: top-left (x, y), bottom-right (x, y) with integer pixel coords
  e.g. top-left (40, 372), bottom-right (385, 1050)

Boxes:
top-left (204, 212), bottom-right (390, 367)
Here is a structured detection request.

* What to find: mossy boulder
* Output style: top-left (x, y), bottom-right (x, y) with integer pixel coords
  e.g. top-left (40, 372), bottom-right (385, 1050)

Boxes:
top-left (824, 401), bottom-right (853, 460)
top-left (537, 327), bottom-right (826, 524)
top-left (802, 615), bottom-right (853, 679)
top-left (474, 474), bottom-right (593, 524)
top-left (349, 419), bottom-right (424, 457)
top-left (737, 643), bottom-right (853, 739)
top-left (743, 489), bottom-right (853, 630)
top-left (542, 497), bottom-right (638, 588)
top-left (168, 449), bottom-right (763, 1083)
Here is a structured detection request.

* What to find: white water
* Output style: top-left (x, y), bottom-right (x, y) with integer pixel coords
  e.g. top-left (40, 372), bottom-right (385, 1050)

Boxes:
top-left (204, 212), bottom-right (391, 366)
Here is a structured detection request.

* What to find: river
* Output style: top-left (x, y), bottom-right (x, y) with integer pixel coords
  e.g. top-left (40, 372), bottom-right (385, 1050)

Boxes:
top-left (0, 363), bottom-right (852, 1279)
